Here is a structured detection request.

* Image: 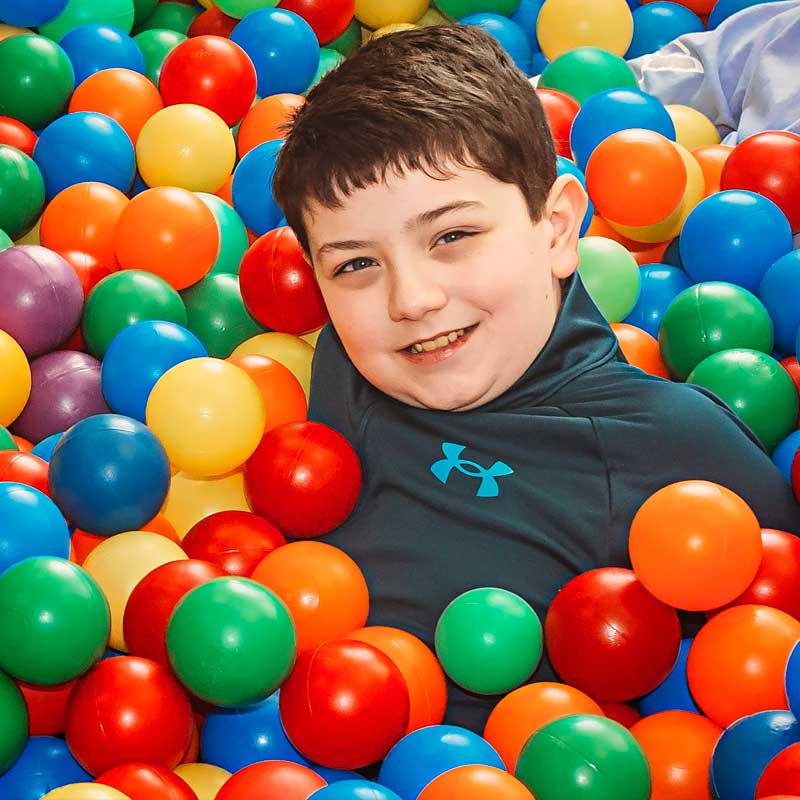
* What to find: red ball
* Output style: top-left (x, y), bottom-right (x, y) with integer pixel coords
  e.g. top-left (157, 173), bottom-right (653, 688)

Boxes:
top-left (123, 559), bottom-right (228, 666)
top-left (216, 761), bottom-right (326, 800)
top-left (243, 421), bottom-right (362, 539)
top-left (59, 250), bottom-right (116, 298)
top-left (188, 7), bottom-right (238, 38)
top-left (279, 639), bottom-right (410, 769)
top-left (720, 131), bottom-right (800, 233)
top-left (756, 741), bottom-right (800, 798)
top-left (65, 656), bottom-right (194, 776)
top-left (781, 356), bottom-right (800, 398)
top-left (0, 115), bottom-right (37, 156)
top-left (792, 450), bottom-right (800, 505)
top-left (96, 763), bottom-right (198, 800)
top-left (544, 567), bottom-right (681, 702)
top-left (17, 679), bottom-right (77, 736)
top-left (0, 450), bottom-right (50, 496)
top-left (597, 701), bottom-right (642, 730)
top-left (159, 36), bottom-right (258, 127)
top-left (182, 510), bottom-right (287, 576)
top-left (536, 88), bottom-right (580, 160)
top-left (278, 0), bottom-right (355, 44)
top-left (239, 227), bottom-right (329, 336)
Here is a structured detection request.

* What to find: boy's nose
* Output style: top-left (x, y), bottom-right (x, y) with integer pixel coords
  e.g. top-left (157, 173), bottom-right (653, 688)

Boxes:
top-left (387, 263), bottom-right (448, 322)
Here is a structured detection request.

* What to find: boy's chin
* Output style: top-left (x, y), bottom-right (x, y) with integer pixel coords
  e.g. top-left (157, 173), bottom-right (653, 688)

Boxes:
top-left (388, 380), bottom-right (495, 413)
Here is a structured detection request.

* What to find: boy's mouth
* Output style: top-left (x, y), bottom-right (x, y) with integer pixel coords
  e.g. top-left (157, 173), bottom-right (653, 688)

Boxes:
top-left (401, 324), bottom-right (479, 357)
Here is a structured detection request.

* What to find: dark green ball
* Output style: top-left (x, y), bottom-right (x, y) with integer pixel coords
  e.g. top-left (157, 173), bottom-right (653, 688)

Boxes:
top-left (0, 145), bottom-right (45, 241)
top-left (539, 47), bottom-right (638, 105)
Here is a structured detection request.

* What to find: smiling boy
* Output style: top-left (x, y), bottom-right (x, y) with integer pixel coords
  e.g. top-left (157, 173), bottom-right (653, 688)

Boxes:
top-left (272, 25), bottom-right (800, 733)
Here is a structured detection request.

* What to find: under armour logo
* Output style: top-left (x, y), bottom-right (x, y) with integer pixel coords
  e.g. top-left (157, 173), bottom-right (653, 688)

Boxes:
top-left (430, 442), bottom-right (514, 498)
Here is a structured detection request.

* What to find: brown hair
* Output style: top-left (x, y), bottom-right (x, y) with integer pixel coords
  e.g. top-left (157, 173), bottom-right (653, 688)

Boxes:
top-left (272, 24), bottom-right (557, 258)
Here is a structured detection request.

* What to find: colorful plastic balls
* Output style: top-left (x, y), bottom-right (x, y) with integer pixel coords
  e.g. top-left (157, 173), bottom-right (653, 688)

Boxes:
top-left (38, 0), bottom-right (134, 40)
top-left (0, 671), bottom-right (27, 773)
top-left (65, 656), bottom-right (193, 776)
top-left (59, 23), bottom-right (144, 86)
top-left (133, 29), bottom-right (186, 84)
top-left (536, 0), bottom-right (632, 60)
top-left (577, 237), bottom-right (641, 322)
top-left (611, 323), bottom-right (670, 377)
top-left (280, 639), bottom-right (409, 769)
top-left (40, 786), bottom-right (131, 800)
top-left (545, 567), bottom-right (681, 702)
top-left (688, 349), bottom-right (798, 452)
top-left (418, 765), bottom-right (533, 800)
top-left (238, 94), bottom-right (305, 158)
top-left (0, 331), bottom-right (30, 427)
top-left (232, 331), bottom-right (315, 396)
top-left (278, 0), bottom-right (354, 44)
top-left (756, 741), bottom-right (800, 797)
top-left (96, 764), bottom-right (197, 800)
top-left (536, 89), bottom-right (579, 159)
top-left (622, 263), bottom-right (691, 338)
top-left (174, 763), bottom-right (231, 800)
top-left (0, 736), bottom-right (92, 800)
top-left (196, 193), bottom-right (249, 276)
top-left (0, 145), bottom-right (44, 241)
top-left (244, 421), bottom-right (362, 538)
top-left (82, 270), bottom-right (187, 358)
top-left (459, 13), bottom-right (531, 72)
top-left (167, 577), bottom-right (296, 706)
top-left (627, 1), bottom-right (703, 58)
top-left (666, 104), bottom-right (720, 151)
top-left (231, 139), bottom-right (285, 235)
top-left (515, 714), bottom-right (650, 800)
top-left (539, 46), bottom-right (637, 104)
top-left (216, 761), bottom-right (325, 800)
top-left (137, 1), bottom-right (197, 34)
top-left (759, 252), bottom-right (800, 356)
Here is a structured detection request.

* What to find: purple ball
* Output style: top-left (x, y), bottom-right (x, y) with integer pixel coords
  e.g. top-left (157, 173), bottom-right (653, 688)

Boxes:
top-left (0, 245), bottom-right (83, 358)
top-left (12, 350), bottom-right (110, 443)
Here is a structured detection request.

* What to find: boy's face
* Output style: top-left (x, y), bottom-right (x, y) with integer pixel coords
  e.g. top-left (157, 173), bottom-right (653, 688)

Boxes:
top-left (305, 163), bottom-right (586, 412)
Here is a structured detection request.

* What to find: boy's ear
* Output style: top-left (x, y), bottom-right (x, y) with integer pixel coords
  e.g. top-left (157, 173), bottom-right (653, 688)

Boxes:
top-left (545, 173), bottom-right (588, 280)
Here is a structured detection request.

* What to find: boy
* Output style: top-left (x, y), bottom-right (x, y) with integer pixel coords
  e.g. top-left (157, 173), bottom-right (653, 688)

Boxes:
top-left (272, 24), bottom-right (800, 733)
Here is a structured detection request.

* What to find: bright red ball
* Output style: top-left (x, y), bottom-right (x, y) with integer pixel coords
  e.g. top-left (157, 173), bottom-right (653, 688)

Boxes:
top-left (159, 36), bottom-right (257, 127)
top-left (278, 0), bottom-right (355, 44)
top-left (188, 7), bottom-right (238, 38)
top-left (65, 656), bottom-right (194, 776)
top-left (243, 421), bottom-right (362, 539)
top-left (239, 227), bottom-right (329, 336)
top-left (0, 450), bottom-right (50, 496)
top-left (181, 510), bottom-right (287, 576)
top-left (96, 763), bottom-right (198, 800)
top-left (536, 88), bottom-right (580, 160)
top-left (0, 115), bottom-right (37, 156)
top-left (756, 741), bottom-right (800, 797)
top-left (216, 760), bottom-right (326, 800)
top-left (59, 250), bottom-right (115, 298)
top-left (123, 559), bottom-right (227, 666)
top-left (279, 639), bottom-right (410, 769)
top-left (544, 567), bottom-right (681, 702)
top-left (17, 678), bottom-right (77, 736)
top-left (597, 701), bottom-right (642, 729)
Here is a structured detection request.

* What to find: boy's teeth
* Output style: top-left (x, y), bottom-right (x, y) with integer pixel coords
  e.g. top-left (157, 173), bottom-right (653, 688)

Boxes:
top-left (410, 328), bottom-right (467, 354)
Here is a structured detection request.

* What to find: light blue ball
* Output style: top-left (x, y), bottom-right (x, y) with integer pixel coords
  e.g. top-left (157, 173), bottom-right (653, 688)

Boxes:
top-left (310, 780), bottom-right (403, 800)
top-left (459, 13), bottom-right (532, 73)
top-left (30, 432), bottom-right (63, 463)
top-left (511, 0), bottom-right (544, 48)
top-left (0, 736), bottom-right (91, 799)
top-left (232, 138), bottom-right (284, 236)
top-left (59, 23), bottom-right (145, 86)
top-left (623, 263), bottom-right (693, 338)
top-left (627, 2), bottom-right (704, 59)
top-left (556, 156), bottom-right (592, 236)
top-left (758, 250), bottom-right (800, 356)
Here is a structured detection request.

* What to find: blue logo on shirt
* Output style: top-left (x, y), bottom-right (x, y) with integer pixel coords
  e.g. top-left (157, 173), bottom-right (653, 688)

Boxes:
top-left (430, 442), bottom-right (514, 498)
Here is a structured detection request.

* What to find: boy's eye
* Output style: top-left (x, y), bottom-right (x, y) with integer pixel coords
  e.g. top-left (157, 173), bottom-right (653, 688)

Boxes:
top-left (337, 257), bottom-right (376, 275)
top-left (437, 230), bottom-right (473, 245)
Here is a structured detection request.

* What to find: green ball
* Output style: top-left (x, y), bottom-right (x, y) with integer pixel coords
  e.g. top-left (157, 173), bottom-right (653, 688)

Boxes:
top-left (434, 587), bottom-right (542, 695)
top-left (216, 0), bottom-right (279, 18)
top-left (658, 282), bottom-right (774, 381)
top-left (687, 349), bottom-right (798, 452)
top-left (167, 577), bottom-right (296, 707)
top-left (133, 0), bottom-right (159, 26)
top-left (0, 557), bottom-right (109, 685)
top-left (0, 146), bottom-right (45, 242)
top-left (304, 48), bottom-right (346, 96)
top-left (83, 269), bottom-right (187, 358)
top-left (134, 28), bottom-right (187, 85)
top-left (39, 0), bottom-right (135, 40)
top-left (181, 273), bottom-right (266, 358)
top-left (578, 237), bottom-right (640, 322)
top-left (196, 193), bottom-right (249, 277)
top-left (515, 714), bottom-right (651, 800)
top-left (436, 0), bottom-right (521, 19)
top-left (539, 47), bottom-right (638, 105)
top-left (0, 425), bottom-right (16, 452)
top-left (329, 17), bottom-right (362, 57)
top-left (0, 35), bottom-right (74, 131)
top-left (135, 2), bottom-right (198, 35)
top-left (0, 670), bottom-right (27, 773)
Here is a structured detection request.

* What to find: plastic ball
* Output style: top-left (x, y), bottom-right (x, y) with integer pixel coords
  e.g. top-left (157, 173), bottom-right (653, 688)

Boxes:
top-left (59, 23), bottom-right (143, 87)
top-left (353, 0), bottom-right (426, 28)
top-left (95, 764), bottom-right (197, 800)
top-left (0, 0), bottom-right (68, 26)
top-left (693, 143), bottom-right (733, 197)
top-left (174, 763), bottom-right (231, 800)
top-left (666, 104), bottom-right (720, 151)
top-left (458, 13), bottom-right (531, 72)
top-left (0, 736), bottom-right (91, 800)
top-left (709, 0), bottom-right (782, 27)
top-left (30, 432), bottom-right (63, 462)
top-left (0, 450), bottom-right (49, 496)
top-left (539, 46), bottom-right (637, 104)
top-left (0, 144), bottom-right (45, 241)
top-left (622, 263), bottom-right (691, 338)
top-left (38, 0), bottom-right (134, 40)
top-left (65, 656), bottom-right (193, 776)
top-left (417, 766), bottom-right (531, 800)
top-left (40, 786), bottom-right (131, 800)
top-left (627, 1), bottom-right (703, 57)
top-left (611, 323), bottom-right (670, 377)
top-left (536, 0), bottom-right (633, 60)
top-left (231, 139), bottom-right (285, 236)
top-left (598, 701), bottom-right (642, 729)
top-left (134, 28), bottom-right (186, 84)
top-left (0, 116), bottom-right (37, 159)
top-left (759, 252), bottom-right (800, 356)
top-left (536, 88), bottom-right (579, 159)
top-left (216, 761), bottom-right (325, 800)
top-left (756, 741), bottom-right (800, 798)
top-left (237, 94), bottom-right (305, 158)
top-left (545, 567), bottom-right (681, 702)
top-left (196, 193), bottom-right (249, 277)
top-left (279, 0), bottom-right (354, 44)
top-left (232, 331), bottom-right (315, 396)
top-left (577, 237), bottom-right (641, 322)
top-left (638, 638), bottom-right (699, 715)
top-left (188, 6), bottom-right (239, 37)
top-left (785, 641), bottom-right (800, 720)
top-left (0, 330), bottom-right (30, 427)
top-left (137, 1), bottom-right (196, 34)
top-left (0, 670), bottom-right (27, 772)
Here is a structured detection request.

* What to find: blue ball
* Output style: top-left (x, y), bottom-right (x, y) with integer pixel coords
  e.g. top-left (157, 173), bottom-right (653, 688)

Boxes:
top-left (48, 414), bottom-right (170, 536)
top-left (623, 263), bottom-right (693, 338)
top-left (459, 14), bottom-right (532, 73)
top-left (711, 709), bottom-right (800, 800)
top-left (0, 736), bottom-right (91, 799)
top-left (310, 780), bottom-right (403, 800)
top-left (556, 156), bottom-right (593, 236)
top-left (511, 0), bottom-right (544, 48)
top-left (30, 432), bottom-right (64, 463)
top-left (0, 482), bottom-right (69, 574)
top-left (129, 172), bottom-right (149, 198)
top-left (758, 250), bottom-right (800, 356)
top-left (529, 50), bottom-right (549, 77)
top-left (785, 640), bottom-right (800, 720)
top-left (232, 139), bottom-right (285, 236)
top-left (201, 691), bottom-right (311, 773)
top-left (626, 0), bottom-right (642, 7)
top-left (32, 111), bottom-right (136, 200)
top-left (231, 9), bottom-right (320, 98)
top-left (378, 725), bottom-right (505, 800)
top-left (772, 429), bottom-right (800, 482)
top-left (680, 190), bottom-right (794, 293)
top-left (637, 638), bottom-right (700, 715)
top-left (102, 321), bottom-right (207, 422)
top-left (0, 0), bottom-right (68, 26)
top-left (708, 0), bottom-right (775, 28)
top-left (627, 2), bottom-right (704, 59)
top-left (570, 88), bottom-right (675, 171)
top-left (661, 237), bottom-right (683, 269)
top-left (59, 23), bottom-right (145, 86)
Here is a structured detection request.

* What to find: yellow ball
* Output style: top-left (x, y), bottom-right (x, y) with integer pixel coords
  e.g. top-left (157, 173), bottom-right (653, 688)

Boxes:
top-left (0, 331), bottom-right (30, 427)
top-left (163, 470), bottom-right (252, 539)
top-left (0, 23), bottom-right (32, 41)
top-left (146, 358), bottom-right (265, 478)
top-left (83, 531), bottom-right (187, 651)
top-left (371, 22), bottom-right (417, 39)
top-left (536, 0), bottom-right (634, 61)
top-left (14, 216), bottom-right (40, 245)
top-left (415, 7), bottom-right (447, 26)
top-left (231, 332), bottom-right (314, 399)
top-left (42, 786), bottom-right (131, 800)
top-left (174, 763), bottom-right (231, 800)
top-left (300, 327), bottom-right (322, 348)
top-left (666, 104), bottom-right (721, 151)
top-left (356, 0), bottom-right (429, 30)
top-left (136, 104), bottom-right (235, 193)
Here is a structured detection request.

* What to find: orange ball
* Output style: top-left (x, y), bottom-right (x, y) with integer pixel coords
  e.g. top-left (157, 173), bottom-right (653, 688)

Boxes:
top-left (11, 435), bottom-right (33, 453)
top-left (251, 540), bottom-right (369, 654)
top-left (611, 323), bottom-right (670, 379)
top-left (68, 68), bottom-right (164, 145)
top-left (418, 765), bottom-right (535, 800)
top-left (114, 186), bottom-right (220, 290)
top-left (585, 215), bottom-right (670, 265)
top-left (237, 94), bottom-right (306, 158)
top-left (629, 480), bottom-right (763, 611)
top-left (586, 129), bottom-right (687, 227)
top-left (484, 682), bottom-right (604, 771)
top-left (216, 174), bottom-right (234, 206)
top-left (70, 514), bottom-right (181, 566)
top-left (692, 144), bottom-right (734, 197)
top-left (227, 354), bottom-right (308, 432)
top-left (687, 605), bottom-right (800, 727)
top-left (40, 182), bottom-right (128, 268)
top-left (631, 710), bottom-right (722, 800)
top-left (347, 625), bottom-right (448, 734)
